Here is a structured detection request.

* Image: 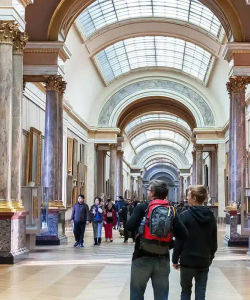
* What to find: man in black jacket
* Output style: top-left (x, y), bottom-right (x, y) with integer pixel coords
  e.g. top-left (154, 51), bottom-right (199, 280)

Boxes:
top-left (172, 185), bottom-right (217, 300)
top-left (71, 194), bottom-right (90, 248)
top-left (126, 180), bottom-right (187, 300)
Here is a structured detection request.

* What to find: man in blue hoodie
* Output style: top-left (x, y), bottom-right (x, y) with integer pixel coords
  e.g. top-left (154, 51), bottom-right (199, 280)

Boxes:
top-left (172, 185), bottom-right (217, 300)
top-left (71, 194), bottom-right (90, 248)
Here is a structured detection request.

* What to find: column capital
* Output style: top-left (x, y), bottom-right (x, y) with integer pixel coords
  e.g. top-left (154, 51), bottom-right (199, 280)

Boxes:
top-left (45, 75), bottom-right (63, 92)
top-left (110, 144), bottom-right (117, 150)
top-left (226, 76), bottom-right (250, 94)
top-left (13, 31), bottom-right (28, 55)
top-left (194, 144), bottom-right (203, 152)
top-left (0, 21), bottom-right (19, 44)
top-left (58, 80), bottom-right (67, 94)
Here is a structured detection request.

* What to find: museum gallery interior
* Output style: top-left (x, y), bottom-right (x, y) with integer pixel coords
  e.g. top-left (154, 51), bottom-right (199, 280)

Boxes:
top-left (0, 0), bottom-right (250, 299)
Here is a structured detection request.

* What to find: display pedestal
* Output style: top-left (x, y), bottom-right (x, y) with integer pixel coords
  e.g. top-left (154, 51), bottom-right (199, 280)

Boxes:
top-left (0, 211), bottom-right (29, 264)
top-left (36, 208), bottom-right (67, 246)
top-left (224, 210), bottom-right (248, 247)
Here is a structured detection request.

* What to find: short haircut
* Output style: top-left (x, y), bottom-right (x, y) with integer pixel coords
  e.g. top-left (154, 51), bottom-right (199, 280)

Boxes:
top-left (94, 197), bottom-right (101, 204)
top-left (149, 180), bottom-right (169, 200)
top-left (188, 185), bottom-right (207, 204)
top-left (119, 196), bottom-right (123, 200)
top-left (78, 194), bottom-right (85, 199)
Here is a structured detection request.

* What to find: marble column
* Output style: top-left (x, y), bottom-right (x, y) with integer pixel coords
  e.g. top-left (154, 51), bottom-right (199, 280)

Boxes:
top-left (43, 76), bottom-right (62, 202)
top-left (225, 76), bottom-right (249, 246)
top-left (11, 31), bottom-right (28, 210)
top-left (191, 150), bottom-right (196, 185)
top-left (0, 22), bottom-right (28, 263)
top-left (137, 176), bottom-right (143, 201)
top-left (0, 21), bottom-right (18, 211)
top-left (227, 76), bottom-right (248, 205)
top-left (109, 144), bottom-right (117, 201)
top-left (37, 76), bottom-right (66, 246)
top-left (209, 148), bottom-right (218, 205)
top-left (196, 146), bottom-right (203, 185)
top-left (116, 150), bottom-right (124, 197)
top-left (57, 81), bottom-right (66, 203)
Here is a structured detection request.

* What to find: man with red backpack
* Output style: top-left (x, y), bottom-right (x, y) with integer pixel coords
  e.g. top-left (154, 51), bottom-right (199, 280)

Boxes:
top-left (126, 180), bottom-right (188, 300)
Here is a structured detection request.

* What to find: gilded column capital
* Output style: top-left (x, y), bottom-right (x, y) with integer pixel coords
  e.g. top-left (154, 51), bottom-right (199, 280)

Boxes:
top-left (13, 31), bottom-right (28, 55)
top-left (226, 76), bottom-right (250, 94)
top-left (45, 75), bottom-right (63, 92)
top-left (0, 21), bottom-right (19, 44)
top-left (58, 80), bottom-right (67, 94)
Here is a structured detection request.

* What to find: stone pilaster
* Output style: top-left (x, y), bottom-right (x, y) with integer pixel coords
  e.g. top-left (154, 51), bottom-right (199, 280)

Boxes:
top-left (97, 149), bottom-right (106, 196)
top-left (117, 150), bottom-right (124, 197)
top-left (209, 148), bottom-right (218, 205)
top-left (191, 150), bottom-right (196, 185)
top-left (109, 144), bottom-right (117, 201)
top-left (0, 21), bottom-right (18, 212)
top-left (11, 31), bottom-right (28, 211)
top-left (196, 145), bottom-right (203, 185)
top-left (225, 76), bottom-right (250, 246)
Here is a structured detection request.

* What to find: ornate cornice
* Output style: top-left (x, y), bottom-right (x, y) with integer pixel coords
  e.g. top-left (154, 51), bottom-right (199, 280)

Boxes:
top-left (226, 76), bottom-right (250, 94)
top-left (13, 31), bottom-right (28, 55)
top-left (0, 21), bottom-right (19, 44)
top-left (45, 75), bottom-right (63, 92)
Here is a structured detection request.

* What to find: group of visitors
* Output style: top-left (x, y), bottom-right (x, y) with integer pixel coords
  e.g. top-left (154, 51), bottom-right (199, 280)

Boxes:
top-left (71, 180), bottom-right (217, 300)
top-left (71, 194), bottom-right (130, 247)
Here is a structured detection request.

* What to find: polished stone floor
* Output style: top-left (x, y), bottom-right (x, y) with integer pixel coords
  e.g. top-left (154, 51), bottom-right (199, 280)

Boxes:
top-left (0, 226), bottom-right (249, 300)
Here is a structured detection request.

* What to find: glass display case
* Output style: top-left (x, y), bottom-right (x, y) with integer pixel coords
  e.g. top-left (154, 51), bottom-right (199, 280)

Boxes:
top-left (238, 188), bottom-right (250, 236)
top-left (21, 186), bottom-right (49, 234)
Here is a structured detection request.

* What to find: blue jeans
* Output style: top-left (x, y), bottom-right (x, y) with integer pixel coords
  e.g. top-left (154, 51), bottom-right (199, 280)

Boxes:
top-left (93, 222), bottom-right (103, 238)
top-left (180, 267), bottom-right (209, 300)
top-left (130, 256), bottom-right (170, 300)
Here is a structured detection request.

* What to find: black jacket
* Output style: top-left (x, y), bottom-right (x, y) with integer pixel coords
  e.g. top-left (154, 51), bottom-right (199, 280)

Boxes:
top-left (172, 206), bottom-right (217, 269)
top-left (71, 202), bottom-right (90, 223)
top-left (126, 201), bottom-right (188, 261)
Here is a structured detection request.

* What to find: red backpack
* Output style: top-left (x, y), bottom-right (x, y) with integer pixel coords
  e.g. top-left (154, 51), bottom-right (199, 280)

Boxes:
top-left (139, 199), bottom-right (175, 255)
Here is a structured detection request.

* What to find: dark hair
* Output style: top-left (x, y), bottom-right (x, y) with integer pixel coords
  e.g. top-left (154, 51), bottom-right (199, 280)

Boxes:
top-left (188, 185), bottom-right (207, 204)
top-left (119, 196), bottom-right (123, 200)
top-left (149, 180), bottom-right (169, 200)
top-left (94, 197), bottom-right (101, 204)
top-left (78, 194), bottom-right (85, 199)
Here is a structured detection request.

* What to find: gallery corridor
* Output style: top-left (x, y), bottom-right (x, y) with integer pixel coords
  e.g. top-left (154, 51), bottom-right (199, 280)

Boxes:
top-left (0, 226), bottom-right (249, 300)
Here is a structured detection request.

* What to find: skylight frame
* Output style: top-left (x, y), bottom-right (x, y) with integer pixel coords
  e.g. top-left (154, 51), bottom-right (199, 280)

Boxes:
top-left (95, 35), bottom-right (213, 83)
top-left (77, 0), bottom-right (224, 40)
top-left (125, 113), bottom-right (191, 132)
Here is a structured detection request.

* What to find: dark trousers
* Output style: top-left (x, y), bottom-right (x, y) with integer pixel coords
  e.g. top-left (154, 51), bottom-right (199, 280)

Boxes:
top-left (73, 221), bottom-right (86, 244)
top-left (130, 256), bottom-right (170, 300)
top-left (180, 267), bottom-right (209, 300)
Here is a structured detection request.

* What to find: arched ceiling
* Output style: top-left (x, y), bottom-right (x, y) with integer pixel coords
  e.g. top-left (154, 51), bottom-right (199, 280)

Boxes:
top-left (98, 79), bottom-right (215, 128)
top-left (133, 145), bottom-right (191, 168)
top-left (25, 0), bottom-right (250, 43)
top-left (143, 164), bottom-right (179, 182)
top-left (42, 0), bottom-right (247, 42)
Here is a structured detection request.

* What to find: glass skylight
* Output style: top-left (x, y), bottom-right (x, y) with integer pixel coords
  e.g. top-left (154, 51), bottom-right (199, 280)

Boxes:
top-left (130, 129), bottom-right (190, 152)
top-left (77, 0), bottom-right (223, 39)
top-left (125, 113), bottom-right (191, 132)
top-left (95, 36), bottom-right (213, 83)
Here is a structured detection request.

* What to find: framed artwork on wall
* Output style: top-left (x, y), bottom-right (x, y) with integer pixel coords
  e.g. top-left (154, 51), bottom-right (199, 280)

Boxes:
top-left (25, 127), bottom-right (42, 186)
top-left (67, 138), bottom-right (73, 174)
top-left (72, 139), bottom-right (78, 181)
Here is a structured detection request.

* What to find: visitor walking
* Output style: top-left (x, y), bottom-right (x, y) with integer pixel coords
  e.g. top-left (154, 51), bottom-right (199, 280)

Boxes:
top-left (120, 199), bottom-right (135, 242)
top-left (115, 196), bottom-right (126, 229)
top-left (104, 201), bottom-right (117, 242)
top-left (172, 185), bottom-right (217, 300)
top-left (71, 194), bottom-right (90, 248)
top-left (126, 180), bottom-right (188, 300)
top-left (90, 197), bottom-right (104, 246)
